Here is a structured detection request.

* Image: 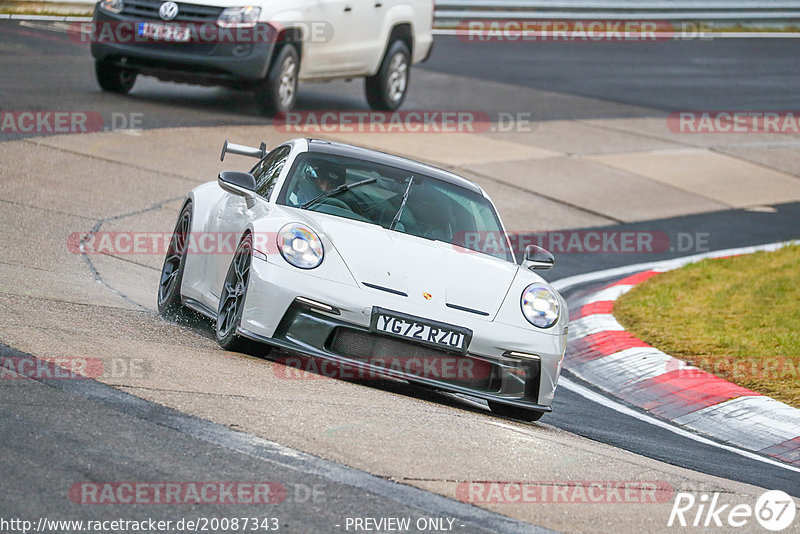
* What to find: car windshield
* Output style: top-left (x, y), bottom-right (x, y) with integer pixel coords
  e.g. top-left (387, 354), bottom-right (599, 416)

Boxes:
top-left (278, 152), bottom-right (514, 263)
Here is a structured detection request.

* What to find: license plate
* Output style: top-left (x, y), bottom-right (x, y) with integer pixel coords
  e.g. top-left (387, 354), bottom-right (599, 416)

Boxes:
top-left (370, 307), bottom-right (472, 354)
top-left (138, 22), bottom-right (191, 42)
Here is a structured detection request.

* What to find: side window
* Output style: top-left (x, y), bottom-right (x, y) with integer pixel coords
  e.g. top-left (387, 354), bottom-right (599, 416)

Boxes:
top-left (253, 146), bottom-right (291, 200)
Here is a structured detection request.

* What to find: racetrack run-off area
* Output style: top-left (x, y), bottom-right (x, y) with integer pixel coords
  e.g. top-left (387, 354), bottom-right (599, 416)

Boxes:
top-left (1, 20), bottom-right (800, 533)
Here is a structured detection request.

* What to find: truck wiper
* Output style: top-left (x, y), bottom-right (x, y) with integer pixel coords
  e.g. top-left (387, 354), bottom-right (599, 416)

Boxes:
top-left (302, 177), bottom-right (377, 209)
top-left (389, 176), bottom-right (414, 230)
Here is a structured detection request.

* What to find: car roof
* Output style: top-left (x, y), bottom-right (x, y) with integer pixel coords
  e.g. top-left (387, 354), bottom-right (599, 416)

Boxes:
top-left (305, 139), bottom-right (483, 195)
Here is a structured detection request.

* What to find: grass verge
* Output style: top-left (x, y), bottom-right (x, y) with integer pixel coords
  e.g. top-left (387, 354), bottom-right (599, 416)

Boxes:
top-left (614, 244), bottom-right (800, 409)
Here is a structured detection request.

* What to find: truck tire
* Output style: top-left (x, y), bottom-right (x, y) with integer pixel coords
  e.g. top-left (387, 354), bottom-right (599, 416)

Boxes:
top-left (255, 44), bottom-right (299, 116)
top-left (95, 60), bottom-right (137, 94)
top-left (365, 40), bottom-right (410, 111)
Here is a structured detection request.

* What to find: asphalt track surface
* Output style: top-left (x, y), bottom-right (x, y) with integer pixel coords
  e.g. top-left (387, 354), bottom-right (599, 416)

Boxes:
top-left (422, 36), bottom-right (800, 116)
top-left (0, 341), bottom-right (536, 534)
top-left (2, 24), bottom-right (800, 138)
top-left (2, 20), bottom-right (800, 530)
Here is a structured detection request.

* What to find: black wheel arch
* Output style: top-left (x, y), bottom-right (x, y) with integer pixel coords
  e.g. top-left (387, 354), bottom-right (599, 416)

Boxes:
top-left (388, 23), bottom-right (413, 60)
top-left (272, 27), bottom-right (304, 70)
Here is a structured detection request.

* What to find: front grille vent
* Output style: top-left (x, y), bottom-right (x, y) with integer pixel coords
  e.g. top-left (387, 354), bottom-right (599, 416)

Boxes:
top-left (330, 328), bottom-right (459, 360)
top-left (121, 0), bottom-right (224, 22)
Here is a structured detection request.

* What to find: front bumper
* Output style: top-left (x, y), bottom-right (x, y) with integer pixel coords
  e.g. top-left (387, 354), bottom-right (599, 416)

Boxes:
top-left (89, 8), bottom-right (275, 84)
top-left (238, 256), bottom-right (566, 411)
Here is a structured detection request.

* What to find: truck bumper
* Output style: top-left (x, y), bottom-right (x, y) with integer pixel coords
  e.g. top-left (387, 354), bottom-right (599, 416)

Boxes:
top-left (89, 8), bottom-right (276, 85)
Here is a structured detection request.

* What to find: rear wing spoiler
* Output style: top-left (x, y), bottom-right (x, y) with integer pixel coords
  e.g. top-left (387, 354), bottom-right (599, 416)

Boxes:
top-left (220, 140), bottom-right (267, 161)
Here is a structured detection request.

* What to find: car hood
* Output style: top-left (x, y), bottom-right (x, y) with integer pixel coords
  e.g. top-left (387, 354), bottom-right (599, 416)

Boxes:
top-left (298, 211), bottom-right (519, 320)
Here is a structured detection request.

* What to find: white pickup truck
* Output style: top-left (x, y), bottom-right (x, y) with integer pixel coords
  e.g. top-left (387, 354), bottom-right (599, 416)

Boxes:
top-left (90, 0), bottom-right (434, 114)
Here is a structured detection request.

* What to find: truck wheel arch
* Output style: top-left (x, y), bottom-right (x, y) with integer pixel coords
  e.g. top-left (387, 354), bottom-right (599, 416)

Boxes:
top-left (272, 27), bottom-right (304, 68)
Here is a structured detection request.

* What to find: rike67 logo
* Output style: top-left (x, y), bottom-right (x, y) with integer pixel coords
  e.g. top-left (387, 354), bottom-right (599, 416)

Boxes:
top-left (669, 490), bottom-right (796, 531)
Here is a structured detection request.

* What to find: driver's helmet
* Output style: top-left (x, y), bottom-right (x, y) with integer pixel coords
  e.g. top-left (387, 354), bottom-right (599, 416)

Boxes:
top-left (301, 159), bottom-right (346, 191)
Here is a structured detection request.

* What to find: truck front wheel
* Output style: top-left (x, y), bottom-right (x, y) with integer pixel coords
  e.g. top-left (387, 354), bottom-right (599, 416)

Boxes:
top-left (255, 44), bottom-right (299, 116)
top-left (95, 60), bottom-right (137, 94)
top-left (365, 40), bottom-right (410, 111)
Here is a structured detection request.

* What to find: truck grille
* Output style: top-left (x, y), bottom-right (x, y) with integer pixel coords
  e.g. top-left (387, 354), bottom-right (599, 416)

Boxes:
top-left (121, 0), bottom-right (223, 22)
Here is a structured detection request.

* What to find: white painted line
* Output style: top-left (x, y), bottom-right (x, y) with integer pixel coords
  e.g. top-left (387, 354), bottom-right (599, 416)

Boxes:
top-left (571, 283), bottom-right (634, 308)
top-left (559, 377), bottom-right (800, 474)
top-left (432, 29), bottom-right (800, 38)
top-left (567, 313), bottom-right (624, 341)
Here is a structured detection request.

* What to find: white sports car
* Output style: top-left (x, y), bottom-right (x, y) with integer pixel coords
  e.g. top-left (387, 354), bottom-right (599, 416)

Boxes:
top-left (158, 138), bottom-right (568, 421)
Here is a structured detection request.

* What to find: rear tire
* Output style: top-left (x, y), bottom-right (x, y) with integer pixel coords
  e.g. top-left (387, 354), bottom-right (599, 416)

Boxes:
top-left (255, 44), bottom-right (299, 116)
top-left (95, 60), bottom-right (137, 94)
top-left (488, 401), bottom-right (545, 422)
top-left (365, 40), bottom-right (410, 111)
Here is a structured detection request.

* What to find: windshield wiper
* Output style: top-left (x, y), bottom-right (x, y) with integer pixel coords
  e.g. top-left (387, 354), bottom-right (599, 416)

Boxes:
top-left (389, 176), bottom-right (414, 230)
top-left (301, 177), bottom-right (377, 209)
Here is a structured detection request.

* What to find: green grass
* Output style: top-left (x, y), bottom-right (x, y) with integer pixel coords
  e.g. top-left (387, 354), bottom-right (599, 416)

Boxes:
top-left (614, 244), bottom-right (800, 408)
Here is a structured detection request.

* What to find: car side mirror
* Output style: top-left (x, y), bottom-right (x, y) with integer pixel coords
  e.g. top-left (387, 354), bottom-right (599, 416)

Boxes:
top-left (218, 171), bottom-right (256, 207)
top-left (522, 244), bottom-right (554, 271)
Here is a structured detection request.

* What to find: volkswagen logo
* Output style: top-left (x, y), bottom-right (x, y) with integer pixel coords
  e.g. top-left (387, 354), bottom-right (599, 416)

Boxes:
top-left (159, 1), bottom-right (179, 20)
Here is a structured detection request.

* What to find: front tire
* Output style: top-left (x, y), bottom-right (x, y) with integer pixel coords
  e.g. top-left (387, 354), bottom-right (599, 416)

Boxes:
top-left (365, 40), bottom-right (410, 111)
top-left (488, 401), bottom-right (545, 422)
top-left (95, 60), bottom-right (137, 94)
top-left (216, 233), bottom-right (270, 356)
top-left (158, 202), bottom-right (192, 320)
top-left (255, 44), bottom-right (299, 116)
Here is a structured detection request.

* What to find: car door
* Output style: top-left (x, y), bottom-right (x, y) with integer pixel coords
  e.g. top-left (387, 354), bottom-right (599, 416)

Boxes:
top-left (339, 0), bottom-right (384, 73)
top-left (210, 146), bottom-right (291, 301)
top-left (301, 0), bottom-right (352, 77)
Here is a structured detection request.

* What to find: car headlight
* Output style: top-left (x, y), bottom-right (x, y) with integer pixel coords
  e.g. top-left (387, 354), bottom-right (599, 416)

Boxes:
top-left (99, 0), bottom-right (123, 14)
top-left (521, 283), bottom-right (559, 329)
top-left (278, 223), bottom-right (324, 269)
top-left (217, 6), bottom-right (261, 28)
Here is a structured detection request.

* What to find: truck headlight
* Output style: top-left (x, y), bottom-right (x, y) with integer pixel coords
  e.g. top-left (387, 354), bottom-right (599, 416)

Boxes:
top-left (278, 223), bottom-right (324, 269)
top-left (217, 6), bottom-right (261, 28)
top-left (99, 0), bottom-right (123, 14)
top-left (521, 283), bottom-right (559, 329)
